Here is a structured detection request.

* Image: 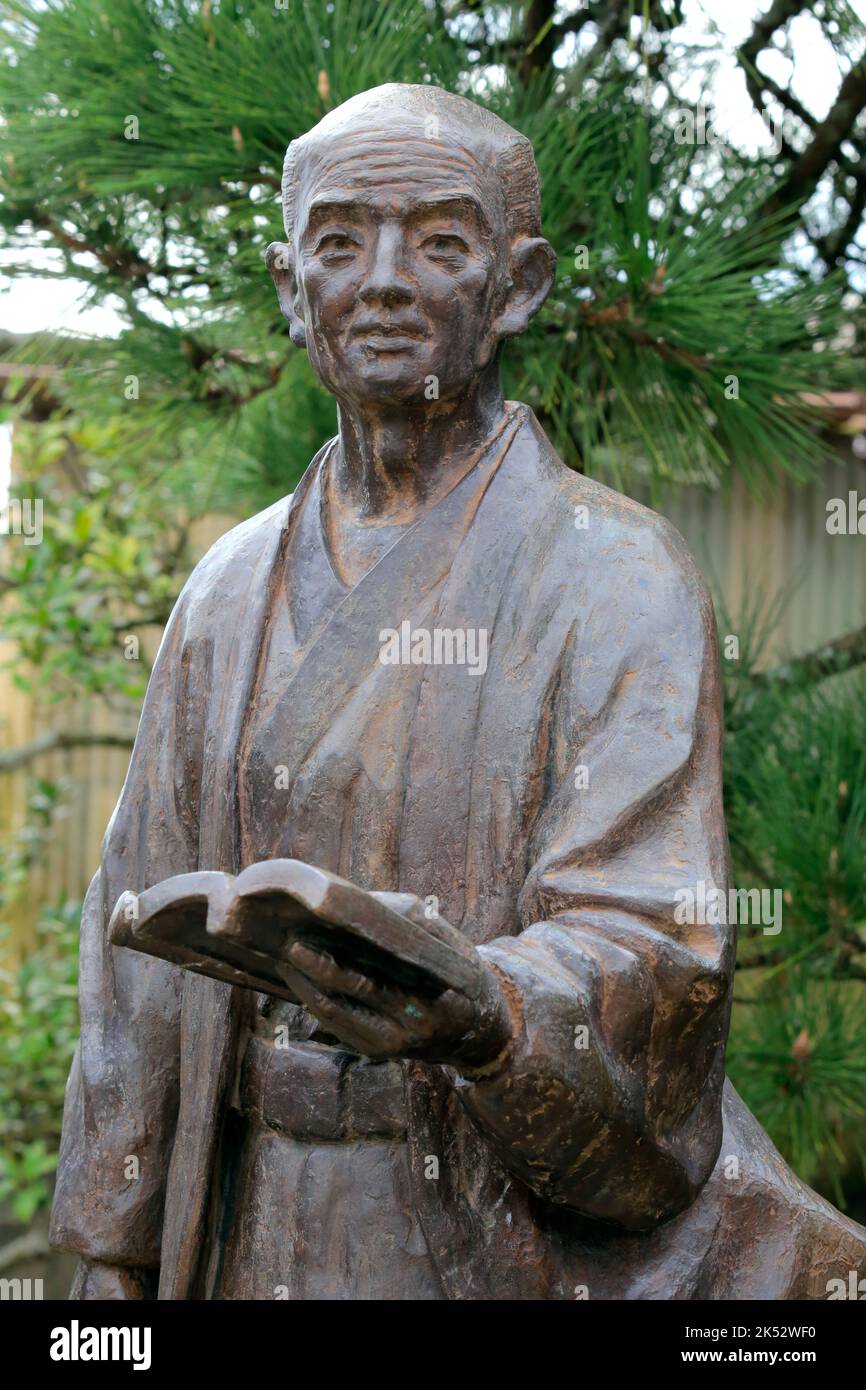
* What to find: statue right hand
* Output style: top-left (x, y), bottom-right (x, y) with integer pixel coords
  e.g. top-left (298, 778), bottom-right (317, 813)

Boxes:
top-left (69, 1257), bottom-right (155, 1300)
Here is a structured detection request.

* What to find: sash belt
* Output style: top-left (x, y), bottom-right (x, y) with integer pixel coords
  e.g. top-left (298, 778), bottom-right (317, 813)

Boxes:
top-left (237, 1034), bottom-right (408, 1142)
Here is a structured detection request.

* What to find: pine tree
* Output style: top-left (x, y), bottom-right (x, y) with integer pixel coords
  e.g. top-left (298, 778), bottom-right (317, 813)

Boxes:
top-left (1, 0), bottom-right (865, 1213)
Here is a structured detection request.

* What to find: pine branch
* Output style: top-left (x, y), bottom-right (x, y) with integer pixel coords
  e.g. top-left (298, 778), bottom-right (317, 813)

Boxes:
top-left (108, 613), bottom-right (171, 633)
top-left (753, 625), bottom-right (866, 690)
top-left (31, 209), bottom-right (152, 284)
top-left (767, 55), bottom-right (866, 217)
top-left (817, 161), bottom-right (866, 266)
top-left (518, 0), bottom-right (558, 86)
top-left (748, 70), bottom-right (816, 136)
top-left (735, 8), bottom-right (866, 273)
top-left (549, 298), bottom-right (711, 370)
top-left (0, 731), bottom-right (135, 773)
top-left (568, 0), bottom-right (630, 85)
top-left (737, 0), bottom-right (814, 112)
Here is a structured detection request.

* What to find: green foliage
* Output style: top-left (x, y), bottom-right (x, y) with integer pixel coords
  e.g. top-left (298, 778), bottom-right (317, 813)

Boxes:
top-left (0, 899), bottom-right (80, 1225)
top-left (728, 677), bottom-right (866, 963)
top-left (0, 785), bottom-right (79, 1226)
top-left (722, 602), bottom-right (866, 1202)
top-left (1, 0), bottom-right (862, 490)
top-left (509, 100), bottom-right (852, 492)
top-left (1, 406), bottom-right (201, 702)
top-left (728, 981), bottom-right (866, 1201)
top-left (0, 779), bottom-right (62, 910)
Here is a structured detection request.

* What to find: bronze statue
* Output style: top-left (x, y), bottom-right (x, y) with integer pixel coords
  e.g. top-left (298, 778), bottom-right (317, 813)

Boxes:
top-left (51, 84), bottom-right (866, 1300)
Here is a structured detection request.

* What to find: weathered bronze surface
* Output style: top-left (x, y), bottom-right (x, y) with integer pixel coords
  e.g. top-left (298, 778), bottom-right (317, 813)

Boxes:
top-left (51, 84), bottom-right (866, 1300)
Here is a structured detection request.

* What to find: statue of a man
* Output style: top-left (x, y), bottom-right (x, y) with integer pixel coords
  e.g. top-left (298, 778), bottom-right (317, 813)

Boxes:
top-left (51, 84), bottom-right (866, 1300)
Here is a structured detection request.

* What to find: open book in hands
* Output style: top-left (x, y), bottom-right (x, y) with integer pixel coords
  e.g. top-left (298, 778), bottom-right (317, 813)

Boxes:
top-left (109, 858), bottom-right (482, 1003)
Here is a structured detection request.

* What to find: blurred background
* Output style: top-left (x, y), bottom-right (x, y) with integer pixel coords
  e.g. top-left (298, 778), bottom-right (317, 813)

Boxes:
top-left (1, 0), bottom-right (865, 1294)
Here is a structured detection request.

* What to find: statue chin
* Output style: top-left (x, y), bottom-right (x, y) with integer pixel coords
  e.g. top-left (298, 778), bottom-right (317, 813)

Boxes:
top-left (324, 347), bottom-right (443, 406)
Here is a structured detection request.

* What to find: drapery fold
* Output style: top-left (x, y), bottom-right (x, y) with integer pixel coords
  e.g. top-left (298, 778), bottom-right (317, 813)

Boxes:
top-left (51, 408), bottom-right (866, 1299)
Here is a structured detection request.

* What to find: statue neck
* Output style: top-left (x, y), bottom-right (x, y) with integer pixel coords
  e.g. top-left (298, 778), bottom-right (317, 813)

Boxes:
top-left (332, 370), bottom-right (505, 524)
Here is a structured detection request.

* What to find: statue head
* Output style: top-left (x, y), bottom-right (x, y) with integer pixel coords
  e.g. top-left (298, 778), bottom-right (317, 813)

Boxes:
top-left (267, 84), bottom-right (555, 408)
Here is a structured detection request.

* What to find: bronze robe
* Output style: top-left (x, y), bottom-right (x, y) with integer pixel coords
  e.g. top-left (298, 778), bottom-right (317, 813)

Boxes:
top-left (51, 404), bottom-right (866, 1299)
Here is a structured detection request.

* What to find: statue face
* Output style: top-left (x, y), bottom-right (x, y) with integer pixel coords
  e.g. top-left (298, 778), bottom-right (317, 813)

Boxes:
top-left (291, 133), bottom-right (509, 406)
top-left (269, 107), bottom-right (555, 410)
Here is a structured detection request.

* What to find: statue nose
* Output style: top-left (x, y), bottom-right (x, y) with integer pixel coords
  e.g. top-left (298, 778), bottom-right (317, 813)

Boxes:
top-left (359, 226), bottom-right (414, 305)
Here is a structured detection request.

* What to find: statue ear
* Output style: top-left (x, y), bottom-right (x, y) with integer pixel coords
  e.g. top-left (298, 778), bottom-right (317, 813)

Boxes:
top-left (495, 237), bottom-right (556, 339)
top-left (266, 241), bottom-right (307, 348)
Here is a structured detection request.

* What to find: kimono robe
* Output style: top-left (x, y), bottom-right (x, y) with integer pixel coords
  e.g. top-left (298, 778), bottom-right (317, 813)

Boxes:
top-left (50, 403), bottom-right (866, 1300)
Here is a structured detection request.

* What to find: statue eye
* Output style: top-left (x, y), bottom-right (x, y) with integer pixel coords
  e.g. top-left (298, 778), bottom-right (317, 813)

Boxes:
top-left (316, 232), bottom-right (356, 255)
top-left (423, 233), bottom-right (468, 257)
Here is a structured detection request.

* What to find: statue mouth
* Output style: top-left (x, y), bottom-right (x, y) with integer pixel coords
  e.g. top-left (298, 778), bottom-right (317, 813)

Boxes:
top-left (352, 320), bottom-right (425, 349)
top-left (358, 335), bottom-right (421, 353)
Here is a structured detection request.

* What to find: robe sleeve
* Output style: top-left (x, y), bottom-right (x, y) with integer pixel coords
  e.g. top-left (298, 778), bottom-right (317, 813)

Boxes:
top-left (49, 585), bottom-right (202, 1268)
top-left (454, 521), bottom-right (732, 1231)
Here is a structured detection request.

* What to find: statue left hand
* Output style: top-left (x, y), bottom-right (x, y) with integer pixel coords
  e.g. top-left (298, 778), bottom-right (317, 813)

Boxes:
top-left (284, 891), bottom-right (512, 1069)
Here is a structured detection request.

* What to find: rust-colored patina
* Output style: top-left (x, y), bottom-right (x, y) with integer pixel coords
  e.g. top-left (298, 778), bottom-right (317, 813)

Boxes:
top-left (51, 85), bottom-right (866, 1300)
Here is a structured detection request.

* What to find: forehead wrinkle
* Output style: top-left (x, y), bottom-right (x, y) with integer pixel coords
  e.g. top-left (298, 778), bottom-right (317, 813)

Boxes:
top-left (302, 124), bottom-right (491, 174)
top-left (295, 127), bottom-right (507, 234)
top-left (302, 190), bottom-right (494, 239)
top-left (300, 152), bottom-right (493, 194)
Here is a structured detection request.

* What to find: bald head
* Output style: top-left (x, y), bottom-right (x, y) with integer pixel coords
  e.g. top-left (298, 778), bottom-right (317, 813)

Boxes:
top-left (281, 84), bottom-right (542, 248)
